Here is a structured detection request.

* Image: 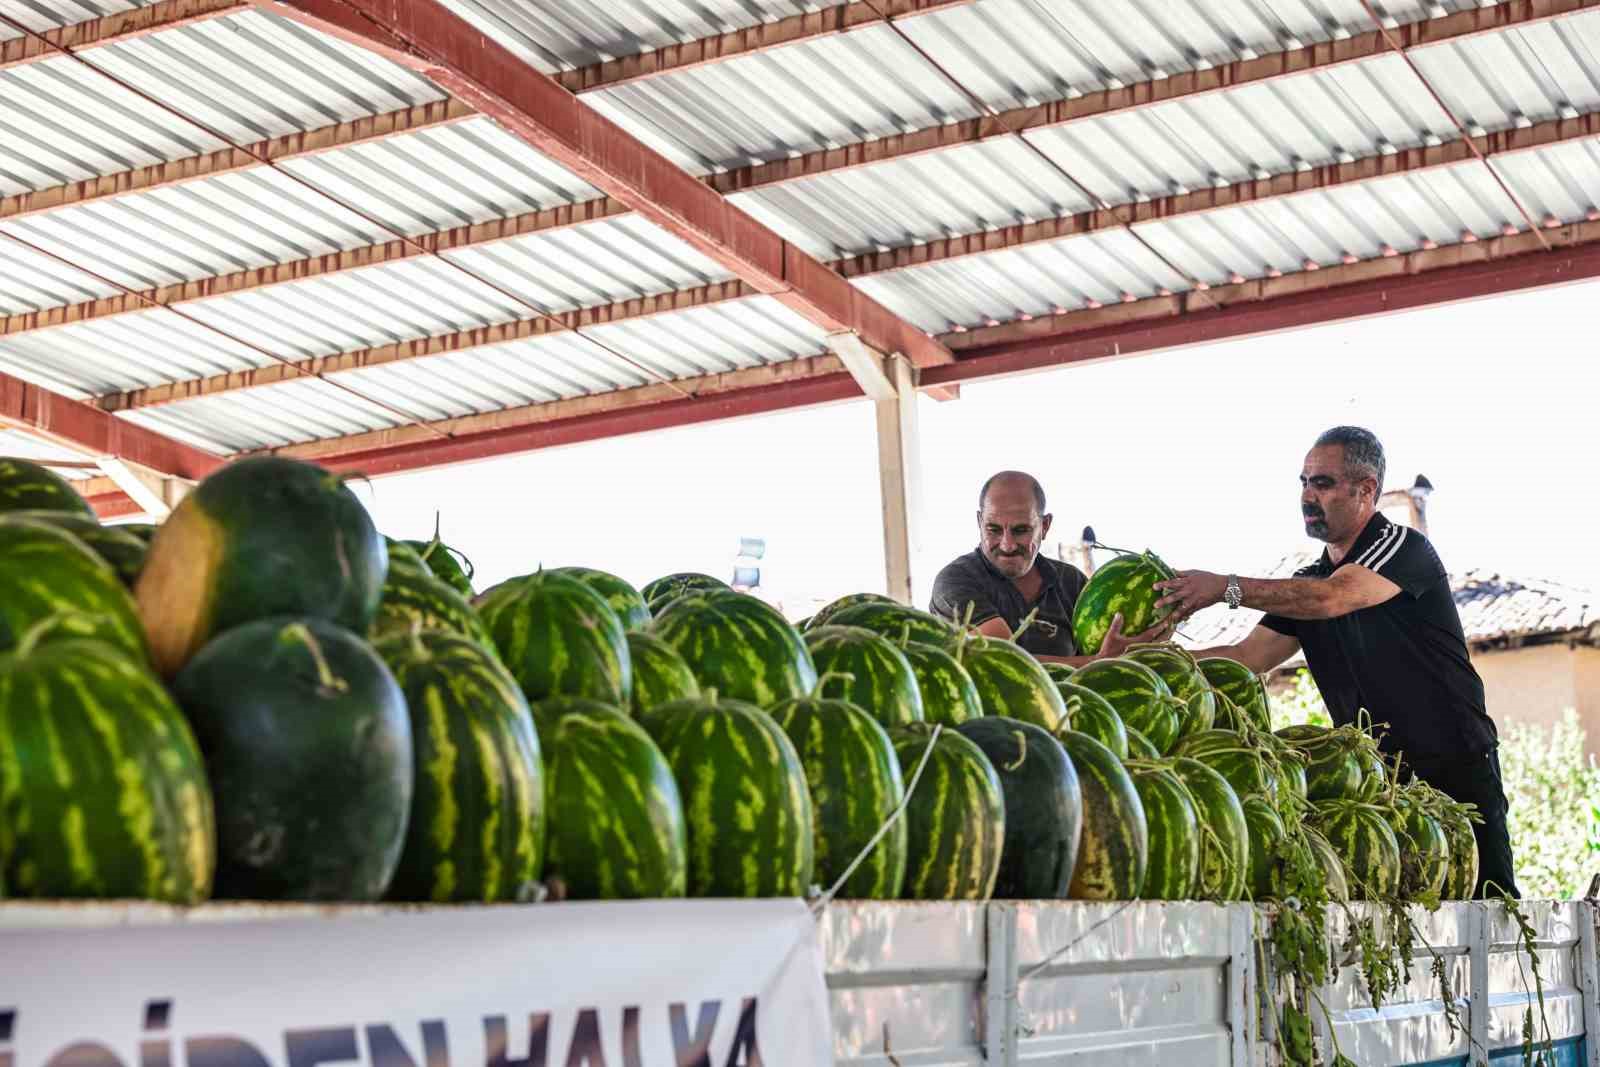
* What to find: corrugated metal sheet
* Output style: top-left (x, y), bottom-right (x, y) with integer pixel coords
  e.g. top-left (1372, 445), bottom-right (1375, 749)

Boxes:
top-left (1491, 136), bottom-right (1600, 223)
top-left (119, 374), bottom-right (404, 452)
top-left (0, 427), bottom-right (100, 476)
top-left (1412, 9), bottom-right (1600, 131)
top-left (0, 0), bottom-right (148, 40)
top-left (577, 294), bottom-right (828, 378)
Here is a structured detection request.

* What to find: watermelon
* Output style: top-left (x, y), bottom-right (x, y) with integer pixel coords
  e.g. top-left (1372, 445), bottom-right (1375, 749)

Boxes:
top-left (640, 572), bottom-right (728, 613)
top-left (1044, 662), bottom-right (1076, 682)
top-left (626, 630), bottom-right (701, 717)
top-left (1125, 725), bottom-right (1159, 760)
top-left (1127, 646), bottom-right (1214, 739)
top-left (1303, 826), bottom-right (1351, 904)
top-left (0, 457), bottom-right (93, 516)
top-left (1311, 801), bottom-right (1402, 899)
top-left (1058, 731), bottom-right (1147, 900)
top-left (899, 640), bottom-right (982, 726)
top-left (1439, 805), bottom-right (1480, 900)
top-left (770, 695), bottom-right (907, 898)
top-left (1199, 658), bottom-right (1271, 732)
top-left (374, 630), bottom-right (543, 902)
top-left (1291, 731), bottom-right (1367, 803)
top-left (1055, 682), bottom-right (1128, 758)
top-left (955, 634), bottom-right (1066, 730)
top-left (1070, 658), bottom-right (1181, 753)
top-left (532, 697), bottom-right (687, 900)
top-left (0, 517), bottom-right (147, 660)
top-left (1391, 790), bottom-right (1450, 902)
top-left (135, 457), bottom-right (386, 676)
top-left (114, 522), bottom-right (159, 545)
top-left (1129, 764), bottom-right (1201, 900)
top-left (1273, 751), bottom-right (1309, 821)
top-left (642, 695), bottom-right (813, 896)
top-left (650, 590), bottom-right (816, 707)
top-left (804, 626), bottom-right (923, 727)
top-left (550, 566), bottom-right (651, 631)
top-left (172, 617), bottom-right (411, 901)
top-left (888, 724), bottom-right (1005, 900)
top-left (478, 571), bottom-right (630, 705)
top-left (399, 517), bottom-right (474, 597)
top-left (0, 636), bottom-right (213, 903)
top-left (5, 510), bottom-right (146, 585)
top-left (385, 538), bottom-right (428, 575)
top-left (1356, 746), bottom-right (1389, 801)
top-left (370, 564), bottom-right (493, 647)
top-left (1173, 729), bottom-right (1277, 803)
top-left (827, 601), bottom-right (959, 646)
top-left (1276, 723), bottom-right (1328, 745)
top-left (954, 717), bottom-right (1081, 899)
top-left (808, 592), bottom-right (895, 630)
top-left (1171, 757), bottom-right (1250, 901)
top-left (1241, 796), bottom-right (1289, 900)
top-left (1069, 551), bottom-right (1175, 655)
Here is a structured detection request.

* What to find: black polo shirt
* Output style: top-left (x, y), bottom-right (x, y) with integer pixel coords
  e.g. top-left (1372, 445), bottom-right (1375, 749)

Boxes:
top-left (1261, 514), bottom-right (1498, 761)
top-left (929, 549), bottom-right (1088, 658)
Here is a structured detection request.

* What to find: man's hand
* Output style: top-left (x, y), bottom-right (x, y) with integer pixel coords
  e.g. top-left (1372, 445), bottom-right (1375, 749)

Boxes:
top-left (1153, 570), bottom-right (1228, 623)
top-left (1096, 610), bottom-right (1178, 659)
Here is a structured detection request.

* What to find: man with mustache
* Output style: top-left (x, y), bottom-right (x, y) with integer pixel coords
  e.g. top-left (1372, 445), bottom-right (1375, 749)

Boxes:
top-left (1153, 427), bottom-right (1516, 898)
top-left (930, 470), bottom-right (1175, 664)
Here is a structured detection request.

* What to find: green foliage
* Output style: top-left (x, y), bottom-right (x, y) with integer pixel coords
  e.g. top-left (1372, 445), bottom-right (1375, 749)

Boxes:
top-left (1269, 668), bottom-right (1332, 731)
top-left (1499, 710), bottom-right (1600, 901)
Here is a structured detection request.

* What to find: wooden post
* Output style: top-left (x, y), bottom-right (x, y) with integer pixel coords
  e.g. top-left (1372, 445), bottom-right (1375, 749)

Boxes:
top-left (875, 355), bottom-right (922, 605)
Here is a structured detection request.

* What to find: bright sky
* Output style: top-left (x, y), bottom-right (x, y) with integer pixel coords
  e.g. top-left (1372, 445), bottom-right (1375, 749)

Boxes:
top-left (353, 279), bottom-right (1596, 618)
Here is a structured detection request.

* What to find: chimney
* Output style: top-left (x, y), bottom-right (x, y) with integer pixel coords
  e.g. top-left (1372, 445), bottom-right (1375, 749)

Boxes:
top-left (1378, 474), bottom-right (1432, 536)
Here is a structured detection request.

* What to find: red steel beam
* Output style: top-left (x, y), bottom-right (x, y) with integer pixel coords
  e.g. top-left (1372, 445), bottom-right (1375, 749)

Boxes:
top-left (0, 371), bottom-right (224, 479)
top-left (0, 0), bottom-right (246, 70)
top-left (257, 0), bottom-right (954, 372)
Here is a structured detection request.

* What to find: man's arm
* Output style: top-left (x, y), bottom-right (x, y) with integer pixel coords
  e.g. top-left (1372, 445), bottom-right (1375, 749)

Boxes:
top-left (1187, 624), bottom-right (1301, 675)
top-left (1155, 565), bottom-right (1402, 622)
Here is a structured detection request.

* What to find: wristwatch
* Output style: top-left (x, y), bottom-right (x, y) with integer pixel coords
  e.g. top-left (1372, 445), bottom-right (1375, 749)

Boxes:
top-left (1224, 574), bottom-right (1243, 610)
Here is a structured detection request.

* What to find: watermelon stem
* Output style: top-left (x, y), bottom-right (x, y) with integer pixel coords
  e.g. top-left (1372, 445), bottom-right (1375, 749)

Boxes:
top-left (810, 671), bottom-right (856, 697)
top-left (282, 622), bottom-right (348, 695)
top-left (1011, 607), bottom-right (1038, 643)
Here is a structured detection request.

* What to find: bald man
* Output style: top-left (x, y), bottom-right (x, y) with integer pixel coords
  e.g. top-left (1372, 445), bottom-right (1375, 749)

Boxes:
top-left (930, 471), bottom-right (1172, 664)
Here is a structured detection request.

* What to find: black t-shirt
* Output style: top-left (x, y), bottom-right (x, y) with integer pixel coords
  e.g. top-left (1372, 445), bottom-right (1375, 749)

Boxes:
top-left (1261, 514), bottom-right (1498, 761)
top-left (929, 549), bottom-right (1088, 658)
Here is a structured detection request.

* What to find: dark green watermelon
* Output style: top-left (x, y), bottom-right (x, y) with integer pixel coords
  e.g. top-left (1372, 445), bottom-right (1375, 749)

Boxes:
top-left (172, 617), bottom-right (411, 901)
top-left (650, 590), bottom-right (816, 707)
top-left (888, 724), bottom-right (1005, 900)
top-left (1310, 801), bottom-right (1402, 900)
top-left (1241, 796), bottom-right (1289, 900)
top-left (375, 630), bottom-right (543, 902)
top-left (1199, 657), bottom-right (1271, 732)
top-left (899, 640), bottom-right (982, 726)
top-left (1291, 731), bottom-right (1367, 803)
top-left (640, 572), bottom-right (728, 613)
top-left (827, 601), bottom-right (959, 646)
top-left (808, 592), bottom-right (896, 630)
top-left (135, 457), bottom-right (385, 676)
top-left (6, 510), bottom-right (146, 585)
top-left (1055, 681), bottom-right (1128, 758)
top-left (642, 695), bottom-right (813, 896)
top-left (550, 566), bottom-right (651, 631)
top-left (1391, 789), bottom-right (1450, 902)
top-left (0, 517), bottom-right (146, 660)
top-left (955, 634), bottom-right (1066, 730)
top-left (1129, 764), bottom-right (1201, 900)
top-left (804, 625), bottom-right (923, 727)
top-left (370, 563), bottom-right (493, 647)
top-left (477, 571), bottom-right (630, 705)
top-left (533, 697), bottom-right (687, 899)
top-left (954, 717), bottom-right (1081, 899)
top-left (1125, 725), bottom-right (1160, 760)
top-left (398, 516), bottom-right (474, 597)
top-left (1070, 657), bottom-right (1180, 753)
top-left (1171, 757), bottom-right (1249, 901)
top-left (770, 695), bottom-right (907, 899)
top-left (1126, 646), bottom-right (1214, 739)
top-left (0, 636), bottom-right (214, 903)
top-left (626, 630), bottom-right (701, 717)
top-left (1069, 551), bottom-right (1175, 655)
top-left (0, 457), bottom-right (93, 516)
top-left (1058, 731), bottom-right (1147, 900)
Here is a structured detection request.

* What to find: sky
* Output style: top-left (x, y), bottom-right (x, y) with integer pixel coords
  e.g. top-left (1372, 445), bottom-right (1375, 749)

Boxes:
top-left (352, 278), bottom-right (1597, 618)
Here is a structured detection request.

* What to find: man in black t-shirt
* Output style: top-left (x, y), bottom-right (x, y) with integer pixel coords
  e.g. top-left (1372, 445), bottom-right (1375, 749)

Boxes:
top-left (929, 471), bottom-right (1174, 664)
top-left (1153, 427), bottom-right (1517, 899)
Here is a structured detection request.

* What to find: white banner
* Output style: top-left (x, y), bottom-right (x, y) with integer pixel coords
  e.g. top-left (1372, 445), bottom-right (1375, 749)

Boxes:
top-left (0, 900), bottom-right (832, 1067)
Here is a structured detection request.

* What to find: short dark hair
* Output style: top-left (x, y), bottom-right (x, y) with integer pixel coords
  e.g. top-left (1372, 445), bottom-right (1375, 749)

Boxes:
top-left (978, 471), bottom-right (1046, 514)
top-left (1315, 426), bottom-right (1386, 488)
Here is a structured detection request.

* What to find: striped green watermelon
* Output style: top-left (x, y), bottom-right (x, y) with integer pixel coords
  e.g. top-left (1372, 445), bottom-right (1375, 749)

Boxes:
top-left (532, 697), bottom-right (687, 899)
top-left (1055, 682), bottom-right (1128, 758)
top-left (1290, 731), bottom-right (1367, 803)
top-left (172, 617), bottom-right (411, 901)
top-left (113, 522), bottom-right (159, 545)
top-left (385, 537), bottom-right (428, 575)
top-left (955, 634), bottom-right (1066, 730)
top-left (0, 457), bottom-right (93, 516)
top-left (1303, 826), bottom-right (1351, 903)
top-left (1273, 752), bottom-right (1309, 821)
top-left (626, 630), bottom-right (701, 717)
top-left (770, 695), bottom-right (907, 899)
top-left (898, 640), bottom-right (982, 726)
top-left (1276, 723), bottom-right (1328, 745)
top-left (135, 456), bottom-right (386, 677)
top-left (1311, 801), bottom-right (1402, 899)
top-left (1069, 551), bottom-right (1175, 655)
top-left (1356, 747), bottom-right (1389, 801)
top-left (7, 511), bottom-right (146, 586)
top-left (1199, 658), bottom-right (1271, 732)
top-left (808, 592), bottom-right (895, 630)
top-left (1070, 658), bottom-right (1181, 753)
top-left (0, 635), bottom-right (214, 902)
top-left (1391, 789), bottom-right (1449, 902)
top-left (650, 590), bottom-right (816, 707)
top-left (1173, 729), bottom-right (1277, 803)
top-left (374, 630), bottom-right (543, 902)
top-left (551, 566), bottom-right (651, 631)
top-left (1058, 731), bottom-right (1147, 900)
top-left (640, 572), bottom-right (728, 613)
top-left (370, 564), bottom-right (493, 647)
top-left (1129, 764), bottom-right (1201, 900)
top-left (1044, 662), bottom-right (1076, 682)
top-left (1171, 757), bottom-right (1249, 901)
top-left (1125, 725), bottom-right (1159, 760)
top-left (954, 717), bottom-right (1081, 899)
top-left (828, 601), bottom-right (959, 646)
top-left (1241, 796), bottom-right (1289, 900)
top-left (804, 626), bottom-right (923, 727)
top-left (0, 517), bottom-right (147, 661)
top-left (888, 724), bottom-right (1004, 900)
top-left (1127, 646), bottom-right (1214, 739)
top-left (478, 571), bottom-right (630, 705)
top-left (642, 695), bottom-right (813, 896)
top-left (1439, 804), bottom-right (1480, 900)
top-left (398, 517), bottom-right (474, 597)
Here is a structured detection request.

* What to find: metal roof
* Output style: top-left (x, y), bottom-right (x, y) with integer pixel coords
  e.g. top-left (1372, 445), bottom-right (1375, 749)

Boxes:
top-left (5, 0), bottom-right (1600, 497)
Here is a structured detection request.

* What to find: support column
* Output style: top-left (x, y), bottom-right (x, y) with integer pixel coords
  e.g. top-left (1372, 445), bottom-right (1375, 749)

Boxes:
top-left (875, 355), bottom-right (922, 606)
top-left (95, 457), bottom-right (194, 520)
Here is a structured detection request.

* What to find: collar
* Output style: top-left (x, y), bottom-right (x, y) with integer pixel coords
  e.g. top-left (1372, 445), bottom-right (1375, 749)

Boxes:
top-left (1319, 512), bottom-right (1391, 570)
